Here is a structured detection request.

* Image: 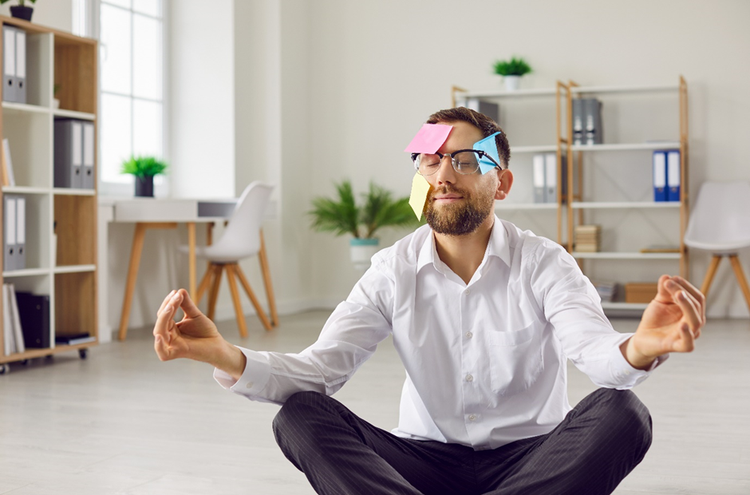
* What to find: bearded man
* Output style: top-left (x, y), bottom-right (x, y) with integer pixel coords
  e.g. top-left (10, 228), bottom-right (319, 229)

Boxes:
top-left (153, 107), bottom-right (705, 495)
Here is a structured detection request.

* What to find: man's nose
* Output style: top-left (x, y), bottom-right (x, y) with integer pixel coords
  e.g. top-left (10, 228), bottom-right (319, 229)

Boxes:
top-left (434, 155), bottom-right (456, 185)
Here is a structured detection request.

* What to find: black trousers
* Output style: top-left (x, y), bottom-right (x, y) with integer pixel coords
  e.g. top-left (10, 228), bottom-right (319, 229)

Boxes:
top-left (273, 388), bottom-right (652, 495)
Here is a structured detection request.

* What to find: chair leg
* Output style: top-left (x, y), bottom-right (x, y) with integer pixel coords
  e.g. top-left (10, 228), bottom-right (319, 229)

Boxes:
top-left (225, 264), bottom-right (249, 338)
top-left (728, 255), bottom-right (750, 313)
top-left (701, 255), bottom-right (723, 298)
top-left (258, 229), bottom-right (279, 327)
top-left (234, 263), bottom-right (273, 331)
top-left (194, 264), bottom-right (215, 306)
top-left (207, 264), bottom-right (224, 321)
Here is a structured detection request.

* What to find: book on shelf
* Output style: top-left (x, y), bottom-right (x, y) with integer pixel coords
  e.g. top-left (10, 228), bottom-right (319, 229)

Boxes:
top-left (55, 333), bottom-right (95, 346)
top-left (574, 224), bottom-right (601, 252)
top-left (593, 281), bottom-right (619, 302)
top-left (2, 138), bottom-right (16, 187)
top-left (2, 283), bottom-right (26, 355)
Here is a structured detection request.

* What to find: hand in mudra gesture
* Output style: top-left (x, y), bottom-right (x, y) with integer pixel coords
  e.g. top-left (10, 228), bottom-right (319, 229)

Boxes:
top-left (153, 289), bottom-right (225, 364)
top-left (624, 275), bottom-right (706, 369)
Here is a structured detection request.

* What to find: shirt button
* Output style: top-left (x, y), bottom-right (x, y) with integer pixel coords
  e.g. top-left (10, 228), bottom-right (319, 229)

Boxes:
top-left (245, 381), bottom-right (254, 389)
top-left (468, 414), bottom-right (477, 421)
top-left (465, 374), bottom-right (474, 382)
top-left (465, 332), bottom-right (473, 339)
top-left (465, 289), bottom-right (471, 295)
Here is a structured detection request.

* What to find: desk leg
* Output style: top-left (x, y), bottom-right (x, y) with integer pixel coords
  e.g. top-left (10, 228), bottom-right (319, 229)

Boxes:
top-left (187, 222), bottom-right (197, 297)
top-left (118, 223), bottom-right (148, 341)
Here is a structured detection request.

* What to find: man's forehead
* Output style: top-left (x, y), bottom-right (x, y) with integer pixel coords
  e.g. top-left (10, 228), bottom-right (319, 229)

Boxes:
top-left (437, 121), bottom-right (483, 150)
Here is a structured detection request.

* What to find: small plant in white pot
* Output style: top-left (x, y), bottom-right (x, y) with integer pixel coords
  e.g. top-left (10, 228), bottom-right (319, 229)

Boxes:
top-left (309, 180), bottom-right (419, 269)
top-left (493, 56), bottom-right (532, 91)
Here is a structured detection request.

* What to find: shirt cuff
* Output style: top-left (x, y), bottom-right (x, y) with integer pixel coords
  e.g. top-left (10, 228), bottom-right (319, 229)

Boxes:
top-left (213, 346), bottom-right (271, 396)
top-left (609, 334), bottom-right (669, 389)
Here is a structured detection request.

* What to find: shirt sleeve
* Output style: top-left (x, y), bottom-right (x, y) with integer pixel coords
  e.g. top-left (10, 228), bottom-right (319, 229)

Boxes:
top-left (528, 241), bottom-right (666, 389)
top-left (213, 263), bottom-right (395, 404)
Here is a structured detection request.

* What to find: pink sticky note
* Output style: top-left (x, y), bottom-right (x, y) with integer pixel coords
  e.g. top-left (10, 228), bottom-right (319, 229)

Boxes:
top-left (404, 124), bottom-right (453, 154)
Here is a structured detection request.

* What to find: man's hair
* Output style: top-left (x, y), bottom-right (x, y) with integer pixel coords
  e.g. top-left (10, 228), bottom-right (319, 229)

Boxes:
top-left (426, 107), bottom-right (511, 168)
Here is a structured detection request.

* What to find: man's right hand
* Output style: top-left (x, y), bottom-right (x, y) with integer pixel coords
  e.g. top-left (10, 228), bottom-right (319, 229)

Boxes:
top-left (153, 289), bottom-right (247, 380)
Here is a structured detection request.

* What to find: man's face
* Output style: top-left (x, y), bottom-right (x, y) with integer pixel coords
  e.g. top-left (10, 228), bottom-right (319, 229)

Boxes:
top-left (423, 121), bottom-right (500, 236)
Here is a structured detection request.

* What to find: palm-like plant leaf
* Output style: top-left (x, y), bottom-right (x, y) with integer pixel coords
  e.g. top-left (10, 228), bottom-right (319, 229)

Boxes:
top-left (361, 183), bottom-right (419, 238)
top-left (309, 180), bottom-right (360, 237)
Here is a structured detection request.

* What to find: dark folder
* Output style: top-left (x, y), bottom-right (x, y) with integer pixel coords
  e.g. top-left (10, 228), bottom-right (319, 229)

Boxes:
top-left (15, 292), bottom-right (51, 348)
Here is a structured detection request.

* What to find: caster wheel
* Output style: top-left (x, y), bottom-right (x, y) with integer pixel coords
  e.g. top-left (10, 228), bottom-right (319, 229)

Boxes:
top-left (0, 364), bottom-right (9, 374)
top-left (21, 359), bottom-right (29, 366)
top-left (79, 349), bottom-right (88, 359)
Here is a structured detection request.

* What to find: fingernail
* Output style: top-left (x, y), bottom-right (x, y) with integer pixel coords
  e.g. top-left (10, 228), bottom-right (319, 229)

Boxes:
top-left (679, 291), bottom-right (687, 301)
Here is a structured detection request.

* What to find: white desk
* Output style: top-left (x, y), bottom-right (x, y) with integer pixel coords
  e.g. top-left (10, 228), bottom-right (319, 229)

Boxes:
top-left (110, 198), bottom-right (237, 341)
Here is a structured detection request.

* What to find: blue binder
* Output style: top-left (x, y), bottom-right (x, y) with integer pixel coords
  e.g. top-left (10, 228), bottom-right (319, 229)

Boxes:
top-left (652, 151), bottom-right (667, 202)
top-left (667, 150), bottom-right (681, 202)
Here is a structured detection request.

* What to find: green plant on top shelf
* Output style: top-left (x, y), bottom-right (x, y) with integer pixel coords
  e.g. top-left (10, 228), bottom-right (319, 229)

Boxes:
top-left (493, 57), bottom-right (532, 77)
top-left (121, 155), bottom-right (168, 178)
top-left (309, 180), bottom-right (419, 239)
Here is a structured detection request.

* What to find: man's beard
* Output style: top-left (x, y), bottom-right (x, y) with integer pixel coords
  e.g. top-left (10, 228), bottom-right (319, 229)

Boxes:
top-left (424, 185), bottom-right (495, 236)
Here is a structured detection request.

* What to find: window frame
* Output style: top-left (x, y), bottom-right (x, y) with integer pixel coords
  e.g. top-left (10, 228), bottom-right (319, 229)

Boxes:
top-left (96, 0), bottom-right (170, 197)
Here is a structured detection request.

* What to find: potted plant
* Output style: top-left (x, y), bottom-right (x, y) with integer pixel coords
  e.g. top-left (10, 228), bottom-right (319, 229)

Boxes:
top-left (53, 83), bottom-right (61, 109)
top-left (493, 56), bottom-right (532, 91)
top-left (309, 180), bottom-right (419, 269)
top-left (121, 155), bottom-right (168, 197)
top-left (0, 0), bottom-right (37, 22)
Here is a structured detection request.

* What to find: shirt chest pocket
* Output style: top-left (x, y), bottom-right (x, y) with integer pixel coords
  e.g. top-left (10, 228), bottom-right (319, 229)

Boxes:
top-left (488, 324), bottom-right (544, 397)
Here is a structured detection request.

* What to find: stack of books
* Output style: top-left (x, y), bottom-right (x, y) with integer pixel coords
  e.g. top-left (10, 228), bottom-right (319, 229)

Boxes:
top-left (593, 281), bottom-right (619, 303)
top-left (574, 224), bottom-right (601, 252)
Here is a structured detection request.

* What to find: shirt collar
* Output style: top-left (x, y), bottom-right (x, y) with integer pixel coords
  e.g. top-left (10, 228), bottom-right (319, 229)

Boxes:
top-left (417, 215), bottom-right (511, 273)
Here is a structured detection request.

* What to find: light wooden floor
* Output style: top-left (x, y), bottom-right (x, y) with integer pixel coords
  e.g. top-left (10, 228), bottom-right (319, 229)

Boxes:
top-left (0, 312), bottom-right (749, 494)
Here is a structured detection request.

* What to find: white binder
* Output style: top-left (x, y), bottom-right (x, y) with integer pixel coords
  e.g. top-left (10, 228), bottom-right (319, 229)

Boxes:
top-left (3, 25), bottom-right (17, 102)
top-left (8, 283), bottom-right (25, 354)
top-left (4, 196), bottom-right (16, 271)
top-left (72, 121), bottom-right (83, 188)
top-left (545, 153), bottom-right (558, 203)
top-left (15, 28), bottom-right (26, 104)
top-left (83, 122), bottom-right (95, 189)
top-left (16, 196), bottom-right (25, 270)
top-left (533, 154), bottom-right (546, 203)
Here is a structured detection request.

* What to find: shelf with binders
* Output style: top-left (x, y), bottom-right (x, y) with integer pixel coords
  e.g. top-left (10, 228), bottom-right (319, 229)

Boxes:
top-left (0, 273), bottom-right (52, 362)
top-left (53, 194), bottom-right (96, 268)
top-left (2, 192), bottom-right (51, 275)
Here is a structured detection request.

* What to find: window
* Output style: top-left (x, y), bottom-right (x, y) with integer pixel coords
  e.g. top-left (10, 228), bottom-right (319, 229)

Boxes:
top-left (99, 0), bottom-right (165, 191)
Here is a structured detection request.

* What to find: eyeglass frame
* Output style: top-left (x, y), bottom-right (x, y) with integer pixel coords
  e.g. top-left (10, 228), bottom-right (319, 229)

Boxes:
top-left (411, 149), bottom-right (505, 176)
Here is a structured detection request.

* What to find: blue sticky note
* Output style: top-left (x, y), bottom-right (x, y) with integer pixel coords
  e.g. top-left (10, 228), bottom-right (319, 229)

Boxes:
top-left (474, 132), bottom-right (502, 174)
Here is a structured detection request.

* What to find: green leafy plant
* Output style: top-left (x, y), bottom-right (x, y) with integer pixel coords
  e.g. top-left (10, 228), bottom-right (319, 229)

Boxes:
top-left (53, 83), bottom-right (61, 97)
top-left (310, 180), bottom-right (419, 239)
top-left (0, 0), bottom-right (37, 6)
top-left (493, 57), bottom-right (532, 77)
top-left (121, 155), bottom-right (168, 178)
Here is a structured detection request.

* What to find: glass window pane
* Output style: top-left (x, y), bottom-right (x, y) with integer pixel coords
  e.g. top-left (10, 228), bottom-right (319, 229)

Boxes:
top-left (100, 4), bottom-right (132, 94)
top-left (102, 0), bottom-right (131, 8)
top-left (133, 99), bottom-right (162, 160)
top-left (101, 93), bottom-right (133, 184)
top-left (133, 14), bottom-right (162, 100)
top-left (133, 0), bottom-right (161, 17)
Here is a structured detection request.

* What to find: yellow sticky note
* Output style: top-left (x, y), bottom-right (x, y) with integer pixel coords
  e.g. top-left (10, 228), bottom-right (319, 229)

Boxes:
top-left (409, 173), bottom-right (431, 220)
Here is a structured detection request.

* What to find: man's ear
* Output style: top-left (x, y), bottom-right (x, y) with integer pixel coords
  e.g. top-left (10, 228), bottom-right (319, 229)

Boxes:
top-left (495, 169), bottom-right (513, 200)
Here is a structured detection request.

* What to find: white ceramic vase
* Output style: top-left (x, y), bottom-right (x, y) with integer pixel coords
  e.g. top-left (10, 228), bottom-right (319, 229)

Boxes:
top-left (350, 238), bottom-right (379, 270)
top-left (504, 75), bottom-right (521, 91)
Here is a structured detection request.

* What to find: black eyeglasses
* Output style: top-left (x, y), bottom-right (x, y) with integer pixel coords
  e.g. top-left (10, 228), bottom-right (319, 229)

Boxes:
top-left (411, 149), bottom-right (502, 176)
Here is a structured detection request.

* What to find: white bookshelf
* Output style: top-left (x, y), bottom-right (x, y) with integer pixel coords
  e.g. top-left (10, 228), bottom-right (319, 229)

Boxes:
top-left (0, 16), bottom-right (99, 372)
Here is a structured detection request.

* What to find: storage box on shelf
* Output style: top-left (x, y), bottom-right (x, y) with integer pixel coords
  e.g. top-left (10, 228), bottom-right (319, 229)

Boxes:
top-left (0, 15), bottom-right (98, 373)
top-left (451, 77), bottom-right (688, 314)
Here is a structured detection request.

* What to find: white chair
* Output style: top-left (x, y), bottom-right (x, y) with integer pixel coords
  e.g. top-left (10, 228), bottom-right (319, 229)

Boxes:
top-left (684, 181), bottom-right (750, 312)
top-left (182, 182), bottom-right (278, 335)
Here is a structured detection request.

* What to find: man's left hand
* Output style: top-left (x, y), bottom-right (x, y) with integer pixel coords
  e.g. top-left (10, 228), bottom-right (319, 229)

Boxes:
top-left (622, 274), bottom-right (706, 370)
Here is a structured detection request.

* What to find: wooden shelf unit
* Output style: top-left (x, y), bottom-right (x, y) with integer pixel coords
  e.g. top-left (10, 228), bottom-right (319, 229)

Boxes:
top-left (0, 15), bottom-right (98, 371)
top-left (453, 77), bottom-right (689, 313)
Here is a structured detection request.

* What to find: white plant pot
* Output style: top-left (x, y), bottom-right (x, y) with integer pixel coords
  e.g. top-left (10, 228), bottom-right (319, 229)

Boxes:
top-left (350, 238), bottom-right (379, 270)
top-left (53, 98), bottom-right (60, 109)
top-left (504, 75), bottom-right (521, 91)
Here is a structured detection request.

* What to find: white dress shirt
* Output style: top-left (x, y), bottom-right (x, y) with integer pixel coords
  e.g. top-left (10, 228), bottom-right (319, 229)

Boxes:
top-left (215, 216), bottom-right (663, 450)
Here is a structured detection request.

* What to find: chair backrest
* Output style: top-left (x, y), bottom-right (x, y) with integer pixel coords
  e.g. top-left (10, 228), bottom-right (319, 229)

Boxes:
top-left (212, 181), bottom-right (274, 258)
top-left (684, 181), bottom-right (750, 252)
